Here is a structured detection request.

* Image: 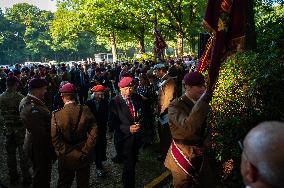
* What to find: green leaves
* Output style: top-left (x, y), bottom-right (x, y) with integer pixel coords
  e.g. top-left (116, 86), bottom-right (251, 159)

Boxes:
top-left (50, 0), bottom-right (206, 56)
top-left (209, 50), bottom-right (284, 186)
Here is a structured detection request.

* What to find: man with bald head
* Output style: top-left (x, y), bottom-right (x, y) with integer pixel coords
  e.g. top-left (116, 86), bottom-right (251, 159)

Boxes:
top-left (241, 121), bottom-right (284, 188)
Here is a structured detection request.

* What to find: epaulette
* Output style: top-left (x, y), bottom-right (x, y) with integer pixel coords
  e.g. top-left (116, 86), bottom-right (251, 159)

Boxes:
top-left (52, 108), bottom-right (62, 114)
top-left (176, 96), bottom-right (188, 105)
top-left (178, 96), bottom-right (185, 102)
top-left (30, 99), bottom-right (35, 106)
top-left (30, 99), bottom-right (38, 113)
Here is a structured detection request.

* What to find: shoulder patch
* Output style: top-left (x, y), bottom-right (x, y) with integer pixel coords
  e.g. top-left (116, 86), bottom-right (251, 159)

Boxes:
top-left (178, 97), bottom-right (184, 102)
top-left (31, 109), bottom-right (39, 113)
top-left (52, 108), bottom-right (61, 113)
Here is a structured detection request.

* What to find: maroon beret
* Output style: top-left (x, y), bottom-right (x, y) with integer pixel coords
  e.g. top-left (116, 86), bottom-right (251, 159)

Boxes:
top-left (6, 73), bottom-right (19, 87)
top-left (183, 72), bottom-right (205, 86)
top-left (118, 77), bottom-right (133, 88)
top-left (59, 83), bottom-right (77, 93)
top-left (28, 78), bottom-right (48, 88)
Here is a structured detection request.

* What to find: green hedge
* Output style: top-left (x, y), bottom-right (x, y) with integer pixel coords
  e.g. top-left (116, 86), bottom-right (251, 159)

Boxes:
top-left (208, 51), bottom-right (284, 187)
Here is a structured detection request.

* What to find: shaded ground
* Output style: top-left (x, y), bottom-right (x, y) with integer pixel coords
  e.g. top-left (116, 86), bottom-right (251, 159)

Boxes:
top-left (0, 126), bottom-right (167, 188)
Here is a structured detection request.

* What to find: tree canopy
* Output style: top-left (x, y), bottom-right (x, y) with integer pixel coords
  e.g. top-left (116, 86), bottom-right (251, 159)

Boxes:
top-left (0, 0), bottom-right (283, 65)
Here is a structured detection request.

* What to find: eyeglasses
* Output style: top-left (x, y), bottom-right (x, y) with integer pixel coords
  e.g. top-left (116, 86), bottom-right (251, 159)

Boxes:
top-left (238, 140), bottom-right (249, 160)
top-left (238, 140), bottom-right (244, 150)
top-left (238, 140), bottom-right (257, 170)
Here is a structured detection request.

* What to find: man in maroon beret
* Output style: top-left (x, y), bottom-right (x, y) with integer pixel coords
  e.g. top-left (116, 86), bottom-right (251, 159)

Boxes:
top-left (51, 82), bottom-right (97, 187)
top-left (59, 82), bottom-right (77, 93)
top-left (108, 76), bottom-right (144, 188)
top-left (183, 71), bottom-right (205, 87)
top-left (164, 71), bottom-right (216, 188)
top-left (0, 74), bottom-right (32, 185)
top-left (28, 78), bottom-right (48, 90)
top-left (19, 77), bottom-right (55, 188)
top-left (118, 76), bottom-right (134, 88)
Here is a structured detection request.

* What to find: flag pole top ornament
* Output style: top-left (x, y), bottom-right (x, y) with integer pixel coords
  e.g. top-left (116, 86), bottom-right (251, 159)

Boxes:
top-left (221, 0), bottom-right (233, 13)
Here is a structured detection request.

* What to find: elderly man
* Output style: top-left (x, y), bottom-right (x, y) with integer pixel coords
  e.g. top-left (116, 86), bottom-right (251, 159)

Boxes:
top-left (19, 78), bottom-right (55, 188)
top-left (154, 63), bottom-right (176, 161)
top-left (164, 72), bottom-right (215, 188)
top-left (51, 83), bottom-right (97, 188)
top-left (86, 85), bottom-right (109, 177)
top-left (108, 76), bottom-right (143, 188)
top-left (241, 121), bottom-right (284, 188)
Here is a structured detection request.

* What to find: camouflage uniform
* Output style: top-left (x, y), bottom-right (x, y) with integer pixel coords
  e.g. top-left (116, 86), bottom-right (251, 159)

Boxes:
top-left (0, 90), bottom-right (31, 183)
top-left (19, 94), bottom-right (55, 188)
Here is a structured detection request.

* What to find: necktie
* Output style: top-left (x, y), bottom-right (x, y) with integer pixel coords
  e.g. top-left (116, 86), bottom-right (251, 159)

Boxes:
top-left (126, 98), bottom-right (135, 118)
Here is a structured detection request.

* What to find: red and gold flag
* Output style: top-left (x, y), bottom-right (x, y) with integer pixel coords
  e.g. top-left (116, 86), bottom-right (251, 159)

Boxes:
top-left (154, 26), bottom-right (167, 54)
top-left (197, 0), bottom-right (246, 91)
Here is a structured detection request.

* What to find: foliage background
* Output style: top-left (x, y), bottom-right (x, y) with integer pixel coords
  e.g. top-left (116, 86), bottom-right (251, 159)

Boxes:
top-left (208, 2), bottom-right (284, 186)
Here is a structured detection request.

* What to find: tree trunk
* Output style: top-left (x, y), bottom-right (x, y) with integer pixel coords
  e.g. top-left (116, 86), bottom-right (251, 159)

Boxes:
top-left (176, 31), bottom-right (183, 58)
top-left (137, 38), bottom-right (145, 54)
top-left (109, 32), bottom-right (117, 62)
top-left (190, 42), bottom-right (196, 55)
top-left (245, 0), bottom-right (257, 50)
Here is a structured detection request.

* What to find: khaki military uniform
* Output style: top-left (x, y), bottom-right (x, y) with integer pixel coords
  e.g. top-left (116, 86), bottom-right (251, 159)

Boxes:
top-left (158, 74), bottom-right (176, 156)
top-left (19, 95), bottom-right (54, 188)
top-left (51, 102), bottom-right (97, 188)
top-left (159, 74), bottom-right (176, 115)
top-left (164, 95), bottom-right (216, 188)
top-left (0, 90), bottom-right (31, 183)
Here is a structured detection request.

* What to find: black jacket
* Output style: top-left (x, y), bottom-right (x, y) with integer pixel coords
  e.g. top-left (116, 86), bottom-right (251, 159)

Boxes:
top-left (108, 93), bottom-right (143, 142)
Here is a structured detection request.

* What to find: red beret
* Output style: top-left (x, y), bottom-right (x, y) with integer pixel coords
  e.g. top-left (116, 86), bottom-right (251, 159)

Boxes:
top-left (6, 73), bottom-right (19, 87)
top-left (28, 78), bottom-right (48, 88)
top-left (183, 72), bottom-right (205, 86)
top-left (59, 83), bottom-right (77, 93)
top-left (118, 77), bottom-right (133, 88)
top-left (91, 85), bottom-right (106, 92)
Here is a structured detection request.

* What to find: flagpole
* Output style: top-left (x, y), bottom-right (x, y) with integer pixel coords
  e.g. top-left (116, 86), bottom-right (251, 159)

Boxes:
top-left (153, 9), bottom-right (157, 64)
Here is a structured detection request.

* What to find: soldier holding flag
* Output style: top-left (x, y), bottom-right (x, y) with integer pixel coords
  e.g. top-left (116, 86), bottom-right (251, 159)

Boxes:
top-left (164, 72), bottom-right (216, 188)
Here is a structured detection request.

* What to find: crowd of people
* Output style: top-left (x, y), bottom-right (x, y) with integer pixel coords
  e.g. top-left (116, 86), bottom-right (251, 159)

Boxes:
top-left (0, 57), bottom-right (283, 188)
top-left (0, 58), bottom-right (195, 188)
